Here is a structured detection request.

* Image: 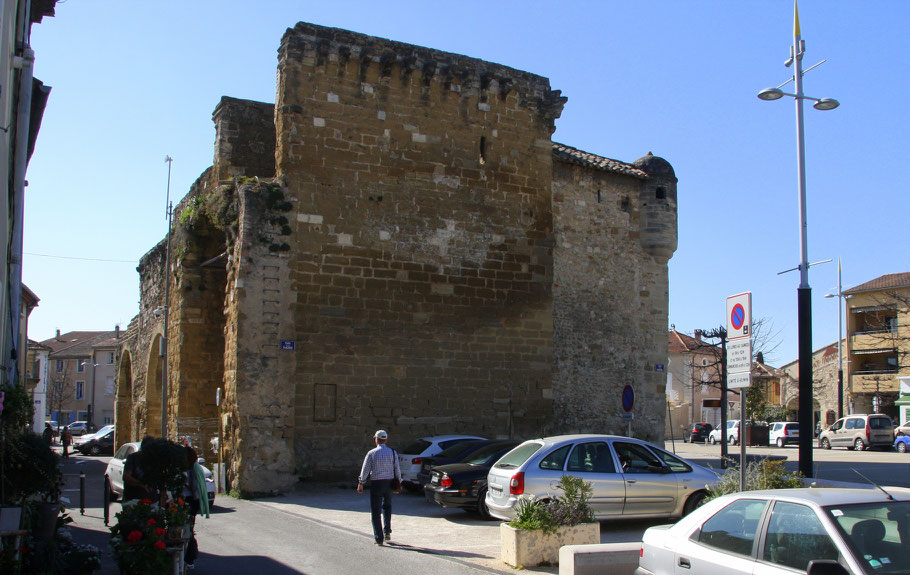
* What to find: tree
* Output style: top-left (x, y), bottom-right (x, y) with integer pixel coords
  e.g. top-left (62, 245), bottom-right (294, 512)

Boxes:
top-left (46, 361), bottom-right (78, 429)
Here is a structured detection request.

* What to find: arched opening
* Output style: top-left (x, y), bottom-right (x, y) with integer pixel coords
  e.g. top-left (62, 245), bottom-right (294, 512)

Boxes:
top-left (147, 334), bottom-right (164, 437)
top-left (115, 351), bottom-right (134, 448)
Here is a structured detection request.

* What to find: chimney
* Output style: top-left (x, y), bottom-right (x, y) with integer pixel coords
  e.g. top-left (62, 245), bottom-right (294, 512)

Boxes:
top-left (55, 329), bottom-right (61, 340)
top-left (694, 329), bottom-right (702, 342)
top-left (115, 324), bottom-right (120, 340)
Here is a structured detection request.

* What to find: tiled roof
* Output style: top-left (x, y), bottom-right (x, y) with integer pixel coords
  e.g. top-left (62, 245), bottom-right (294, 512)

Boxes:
top-left (39, 331), bottom-right (119, 356)
top-left (552, 143), bottom-right (648, 179)
top-left (668, 330), bottom-right (717, 354)
top-left (843, 272), bottom-right (910, 295)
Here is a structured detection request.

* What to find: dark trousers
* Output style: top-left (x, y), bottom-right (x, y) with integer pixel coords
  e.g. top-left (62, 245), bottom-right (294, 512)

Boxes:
top-left (369, 480), bottom-right (393, 543)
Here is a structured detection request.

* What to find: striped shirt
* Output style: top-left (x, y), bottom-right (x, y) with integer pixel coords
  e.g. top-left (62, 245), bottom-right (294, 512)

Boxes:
top-left (358, 444), bottom-right (401, 483)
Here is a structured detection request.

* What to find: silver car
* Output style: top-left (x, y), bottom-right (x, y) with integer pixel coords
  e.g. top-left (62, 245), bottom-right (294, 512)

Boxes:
top-left (636, 487), bottom-right (910, 575)
top-left (485, 434), bottom-right (719, 521)
top-left (819, 414), bottom-right (893, 451)
top-left (105, 442), bottom-right (216, 505)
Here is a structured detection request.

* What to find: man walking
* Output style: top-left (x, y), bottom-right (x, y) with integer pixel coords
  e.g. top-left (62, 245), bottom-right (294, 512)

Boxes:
top-left (357, 429), bottom-right (401, 545)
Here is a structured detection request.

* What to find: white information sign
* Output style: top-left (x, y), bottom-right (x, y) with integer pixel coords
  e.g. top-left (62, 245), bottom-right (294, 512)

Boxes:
top-left (726, 292), bottom-right (753, 390)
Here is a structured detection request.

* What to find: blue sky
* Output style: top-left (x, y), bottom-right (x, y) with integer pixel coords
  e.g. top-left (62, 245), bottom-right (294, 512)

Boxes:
top-left (23, 1), bottom-right (910, 365)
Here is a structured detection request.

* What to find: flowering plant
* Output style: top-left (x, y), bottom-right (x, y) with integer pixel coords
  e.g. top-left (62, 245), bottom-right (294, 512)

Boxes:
top-left (164, 497), bottom-right (189, 532)
top-left (58, 540), bottom-right (102, 573)
top-left (109, 499), bottom-right (171, 575)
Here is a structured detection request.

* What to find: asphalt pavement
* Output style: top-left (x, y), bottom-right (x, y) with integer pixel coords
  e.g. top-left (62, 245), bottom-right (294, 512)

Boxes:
top-left (55, 440), bottom-right (910, 574)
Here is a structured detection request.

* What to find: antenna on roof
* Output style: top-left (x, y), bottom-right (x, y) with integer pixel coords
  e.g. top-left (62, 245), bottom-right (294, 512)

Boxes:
top-left (850, 468), bottom-right (894, 501)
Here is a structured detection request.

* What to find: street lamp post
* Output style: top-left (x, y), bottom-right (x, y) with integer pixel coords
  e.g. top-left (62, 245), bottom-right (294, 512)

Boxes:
top-left (162, 156), bottom-right (173, 439)
top-left (826, 260), bottom-right (852, 420)
top-left (758, 1), bottom-right (839, 478)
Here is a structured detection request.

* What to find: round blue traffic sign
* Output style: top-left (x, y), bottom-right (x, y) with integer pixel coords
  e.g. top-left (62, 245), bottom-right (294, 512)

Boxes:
top-left (731, 303), bottom-right (745, 330)
top-left (622, 385), bottom-right (634, 412)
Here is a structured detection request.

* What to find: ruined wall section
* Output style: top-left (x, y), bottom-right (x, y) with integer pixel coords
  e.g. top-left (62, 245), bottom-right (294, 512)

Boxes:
top-left (551, 155), bottom-right (677, 442)
top-left (212, 97), bottom-right (276, 182)
top-left (275, 23), bottom-right (566, 479)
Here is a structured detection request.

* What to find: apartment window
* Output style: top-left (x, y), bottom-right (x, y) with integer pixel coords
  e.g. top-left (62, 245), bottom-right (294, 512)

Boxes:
top-left (108, 352), bottom-right (115, 364)
top-left (76, 361), bottom-right (85, 373)
top-left (75, 381), bottom-right (85, 400)
top-left (106, 377), bottom-right (115, 395)
top-left (55, 360), bottom-right (63, 372)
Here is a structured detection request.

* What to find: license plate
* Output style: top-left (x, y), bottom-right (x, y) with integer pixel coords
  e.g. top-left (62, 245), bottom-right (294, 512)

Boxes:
top-left (490, 483), bottom-right (502, 494)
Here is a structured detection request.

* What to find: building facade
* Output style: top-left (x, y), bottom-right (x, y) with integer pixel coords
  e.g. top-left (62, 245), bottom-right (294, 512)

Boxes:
top-left (117, 22), bottom-right (679, 495)
top-left (843, 272), bottom-right (910, 418)
top-left (666, 329), bottom-right (722, 438)
top-left (39, 329), bottom-right (121, 429)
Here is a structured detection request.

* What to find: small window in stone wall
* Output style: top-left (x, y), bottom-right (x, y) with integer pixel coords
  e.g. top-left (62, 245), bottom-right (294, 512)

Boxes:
top-left (621, 196), bottom-right (630, 212)
top-left (656, 187), bottom-right (667, 199)
top-left (313, 383), bottom-right (337, 422)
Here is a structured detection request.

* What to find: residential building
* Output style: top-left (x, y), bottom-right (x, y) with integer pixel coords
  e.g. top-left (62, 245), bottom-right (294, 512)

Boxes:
top-left (779, 341), bottom-right (843, 429)
top-left (666, 328), bottom-right (724, 438)
top-left (39, 328), bottom-right (120, 429)
top-left (843, 272), bottom-right (910, 419)
top-left (26, 339), bottom-right (50, 432)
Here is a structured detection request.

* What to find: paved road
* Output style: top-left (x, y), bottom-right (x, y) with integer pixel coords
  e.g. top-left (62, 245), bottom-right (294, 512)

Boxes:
top-left (58, 440), bottom-right (910, 574)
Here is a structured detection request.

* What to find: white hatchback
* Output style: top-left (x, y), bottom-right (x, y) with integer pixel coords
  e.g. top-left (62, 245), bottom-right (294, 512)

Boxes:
top-left (396, 435), bottom-right (485, 489)
top-left (769, 421), bottom-right (799, 448)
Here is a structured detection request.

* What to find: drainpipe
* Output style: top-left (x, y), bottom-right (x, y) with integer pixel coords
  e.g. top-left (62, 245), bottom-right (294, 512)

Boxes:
top-left (8, 2), bottom-right (36, 387)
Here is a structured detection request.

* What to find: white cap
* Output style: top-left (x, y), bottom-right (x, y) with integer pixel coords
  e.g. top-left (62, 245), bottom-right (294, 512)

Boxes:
top-left (374, 429), bottom-right (388, 440)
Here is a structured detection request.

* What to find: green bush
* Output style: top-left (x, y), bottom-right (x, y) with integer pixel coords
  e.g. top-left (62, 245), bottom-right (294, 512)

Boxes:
top-left (707, 458), bottom-right (803, 501)
top-left (509, 475), bottom-right (595, 534)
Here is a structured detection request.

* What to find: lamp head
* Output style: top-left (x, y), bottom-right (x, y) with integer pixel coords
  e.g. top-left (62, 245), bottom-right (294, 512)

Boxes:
top-left (758, 88), bottom-right (785, 101)
top-left (813, 97), bottom-right (840, 111)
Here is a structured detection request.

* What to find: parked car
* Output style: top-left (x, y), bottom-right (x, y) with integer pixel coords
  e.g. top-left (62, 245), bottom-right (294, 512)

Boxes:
top-left (485, 434), bottom-right (719, 521)
top-left (415, 439), bottom-right (500, 488)
top-left (768, 421), bottom-right (799, 448)
top-left (75, 425), bottom-right (115, 456)
top-left (895, 422), bottom-right (910, 437)
top-left (818, 414), bottom-right (893, 451)
top-left (687, 422), bottom-right (714, 443)
top-left (895, 435), bottom-right (910, 453)
top-left (636, 487), bottom-right (910, 575)
top-left (423, 440), bottom-right (521, 518)
top-left (66, 421), bottom-right (90, 436)
top-left (396, 435), bottom-right (485, 490)
top-left (708, 420), bottom-right (740, 445)
top-left (105, 442), bottom-right (215, 505)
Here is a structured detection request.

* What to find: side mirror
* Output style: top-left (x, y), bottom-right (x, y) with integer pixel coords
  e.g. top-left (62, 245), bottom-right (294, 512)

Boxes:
top-left (807, 560), bottom-right (849, 575)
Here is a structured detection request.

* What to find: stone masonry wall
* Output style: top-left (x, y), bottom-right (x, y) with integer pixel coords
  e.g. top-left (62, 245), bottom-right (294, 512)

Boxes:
top-left (212, 97), bottom-right (276, 182)
top-left (273, 23), bottom-right (566, 479)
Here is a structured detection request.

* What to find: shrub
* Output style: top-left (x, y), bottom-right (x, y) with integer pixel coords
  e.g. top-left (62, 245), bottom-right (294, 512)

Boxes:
top-left (707, 458), bottom-right (803, 501)
top-left (508, 475), bottom-right (595, 534)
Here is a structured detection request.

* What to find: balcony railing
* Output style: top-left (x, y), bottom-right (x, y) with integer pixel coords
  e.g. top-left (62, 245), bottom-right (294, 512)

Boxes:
top-left (852, 368), bottom-right (899, 375)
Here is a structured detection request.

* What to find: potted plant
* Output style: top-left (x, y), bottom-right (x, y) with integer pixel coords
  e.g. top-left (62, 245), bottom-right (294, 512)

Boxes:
top-left (500, 475), bottom-right (599, 568)
top-left (109, 499), bottom-right (172, 575)
top-left (57, 539), bottom-right (102, 575)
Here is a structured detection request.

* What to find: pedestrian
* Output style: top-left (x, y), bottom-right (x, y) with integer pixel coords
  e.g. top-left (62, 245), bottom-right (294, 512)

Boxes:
top-left (181, 445), bottom-right (210, 570)
top-left (61, 428), bottom-right (73, 459)
top-left (43, 422), bottom-right (54, 445)
top-left (356, 429), bottom-right (401, 545)
top-left (123, 436), bottom-right (157, 501)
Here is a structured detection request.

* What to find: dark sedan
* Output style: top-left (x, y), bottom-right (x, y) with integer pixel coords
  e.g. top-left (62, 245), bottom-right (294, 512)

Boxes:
top-left (424, 440), bottom-right (519, 519)
top-left (415, 439), bottom-right (498, 487)
top-left (687, 422), bottom-right (713, 443)
top-left (74, 426), bottom-right (115, 456)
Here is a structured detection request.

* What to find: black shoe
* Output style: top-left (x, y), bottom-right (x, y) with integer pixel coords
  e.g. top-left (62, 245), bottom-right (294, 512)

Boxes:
top-left (384, 531), bottom-right (391, 541)
top-left (375, 539), bottom-right (384, 545)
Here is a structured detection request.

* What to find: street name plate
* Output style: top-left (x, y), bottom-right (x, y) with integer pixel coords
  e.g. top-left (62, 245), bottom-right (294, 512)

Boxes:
top-left (728, 372), bottom-right (751, 389)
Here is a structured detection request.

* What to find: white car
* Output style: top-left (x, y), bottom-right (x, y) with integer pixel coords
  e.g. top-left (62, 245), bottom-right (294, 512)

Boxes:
top-left (105, 442), bottom-right (215, 506)
top-left (636, 486), bottom-right (910, 575)
top-left (75, 424), bottom-right (114, 446)
top-left (397, 435), bottom-right (485, 489)
top-left (768, 421), bottom-right (799, 448)
top-left (709, 420), bottom-right (740, 445)
top-left (485, 435), bottom-right (720, 521)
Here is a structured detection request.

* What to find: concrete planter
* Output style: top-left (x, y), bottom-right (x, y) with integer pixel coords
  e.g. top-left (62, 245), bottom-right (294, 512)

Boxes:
top-left (500, 522), bottom-right (600, 568)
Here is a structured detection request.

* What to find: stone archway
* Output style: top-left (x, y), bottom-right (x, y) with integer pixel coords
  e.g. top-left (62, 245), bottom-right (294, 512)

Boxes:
top-left (115, 351), bottom-right (134, 447)
top-left (147, 334), bottom-right (164, 437)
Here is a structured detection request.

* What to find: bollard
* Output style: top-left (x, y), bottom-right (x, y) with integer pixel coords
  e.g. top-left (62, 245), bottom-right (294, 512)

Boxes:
top-left (103, 480), bottom-right (110, 525)
top-left (79, 471), bottom-right (85, 515)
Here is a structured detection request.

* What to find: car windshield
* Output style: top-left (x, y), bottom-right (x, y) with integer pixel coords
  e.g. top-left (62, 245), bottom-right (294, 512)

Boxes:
top-left (824, 500), bottom-right (910, 574)
top-left (494, 442), bottom-right (542, 469)
top-left (401, 439), bottom-right (431, 454)
top-left (463, 443), bottom-right (515, 465)
top-left (434, 440), bottom-right (483, 460)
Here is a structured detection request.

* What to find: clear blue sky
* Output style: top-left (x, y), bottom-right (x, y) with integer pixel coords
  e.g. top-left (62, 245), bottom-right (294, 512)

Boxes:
top-left (23, 1), bottom-right (910, 365)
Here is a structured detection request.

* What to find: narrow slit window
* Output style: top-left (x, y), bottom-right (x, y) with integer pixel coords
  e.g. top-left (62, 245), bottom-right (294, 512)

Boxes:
top-left (656, 186), bottom-right (666, 199)
top-left (479, 136), bottom-right (487, 165)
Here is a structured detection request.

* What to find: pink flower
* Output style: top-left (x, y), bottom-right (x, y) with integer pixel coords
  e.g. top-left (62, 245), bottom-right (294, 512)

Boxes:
top-left (127, 530), bottom-right (143, 544)
top-left (154, 540), bottom-right (166, 550)
top-left (146, 518), bottom-right (157, 526)
top-left (155, 528), bottom-right (167, 536)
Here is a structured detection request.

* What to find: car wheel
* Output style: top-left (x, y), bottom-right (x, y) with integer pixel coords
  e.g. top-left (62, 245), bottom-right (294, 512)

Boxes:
top-left (683, 491), bottom-right (708, 516)
top-left (776, 438), bottom-right (785, 448)
top-left (820, 438), bottom-right (831, 450)
top-left (477, 487), bottom-right (492, 520)
top-left (709, 436), bottom-right (717, 445)
top-left (898, 442), bottom-right (908, 454)
top-left (854, 438), bottom-right (866, 451)
top-left (728, 435), bottom-right (736, 445)
top-left (89, 445), bottom-right (101, 456)
top-left (105, 477), bottom-right (119, 502)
